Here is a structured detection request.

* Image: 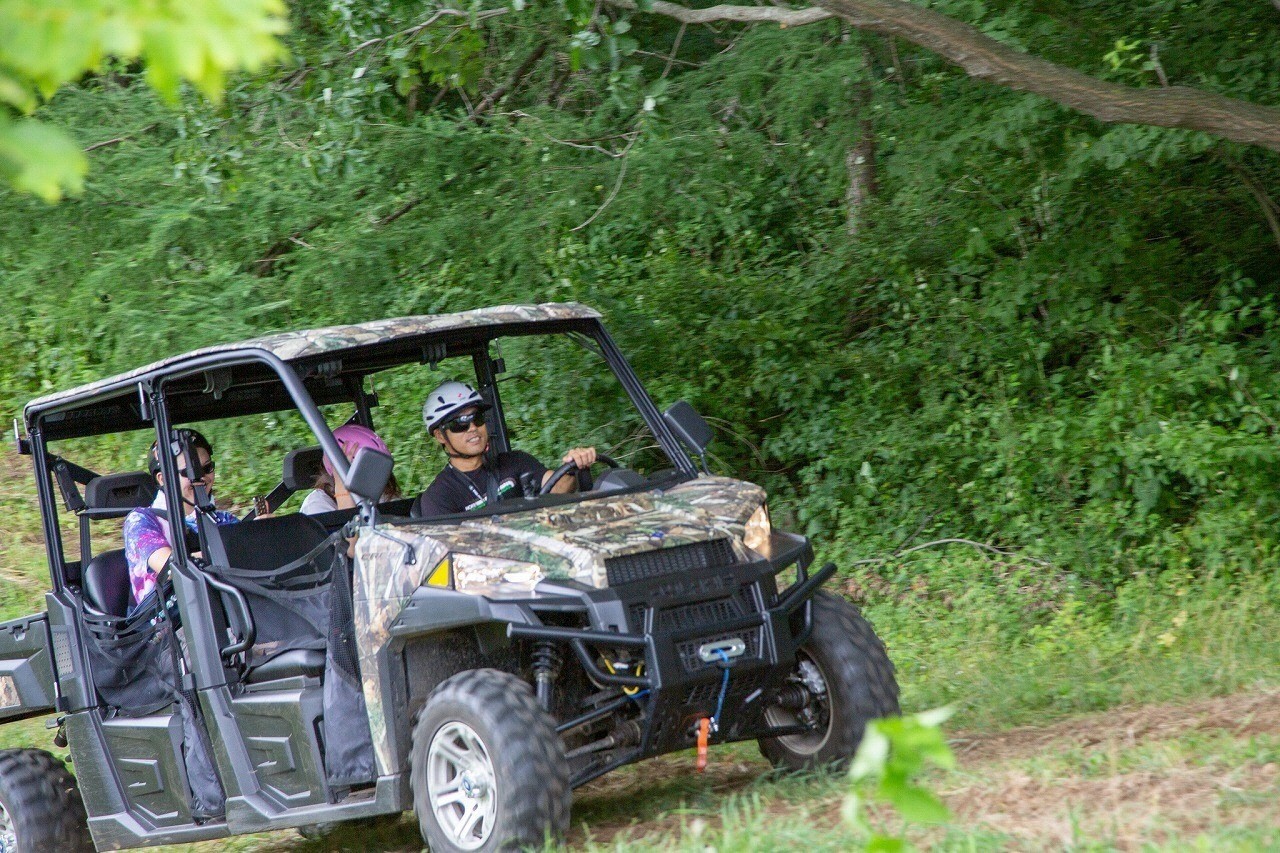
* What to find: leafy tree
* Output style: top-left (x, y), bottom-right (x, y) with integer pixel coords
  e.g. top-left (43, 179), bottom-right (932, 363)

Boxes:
top-left (0, 0), bottom-right (287, 201)
top-left (0, 0), bottom-right (1277, 587)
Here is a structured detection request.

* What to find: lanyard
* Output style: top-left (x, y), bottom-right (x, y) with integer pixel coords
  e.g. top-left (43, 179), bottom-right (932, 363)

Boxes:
top-left (448, 465), bottom-right (489, 509)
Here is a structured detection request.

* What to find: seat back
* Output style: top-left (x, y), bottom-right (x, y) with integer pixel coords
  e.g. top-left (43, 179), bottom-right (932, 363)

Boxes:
top-left (78, 471), bottom-right (158, 616)
top-left (218, 513), bottom-right (330, 573)
top-left (82, 549), bottom-right (132, 617)
top-left (84, 472), bottom-right (158, 516)
top-left (282, 446), bottom-right (324, 493)
top-left (207, 514), bottom-right (335, 670)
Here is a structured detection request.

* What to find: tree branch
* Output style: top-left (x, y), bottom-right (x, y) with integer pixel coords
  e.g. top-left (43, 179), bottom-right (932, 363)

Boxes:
top-left (1222, 155), bottom-right (1280, 253)
top-left (83, 123), bottom-right (159, 153)
top-left (604, 0), bottom-right (1280, 152)
top-left (467, 41), bottom-right (550, 123)
top-left (848, 538), bottom-right (1054, 567)
top-left (604, 0), bottom-right (833, 26)
top-left (571, 133), bottom-right (639, 231)
top-left (346, 8), bottom-right (509, 57)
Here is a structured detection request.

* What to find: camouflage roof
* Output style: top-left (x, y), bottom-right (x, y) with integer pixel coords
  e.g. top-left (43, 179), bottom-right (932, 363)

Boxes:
top-left (25, 303), bottom-right (601, 416)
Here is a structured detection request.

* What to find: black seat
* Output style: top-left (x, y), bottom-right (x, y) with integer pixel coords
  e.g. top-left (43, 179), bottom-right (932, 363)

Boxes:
top-left (218, 513), bottom-right (330, 573)
top-left (82, 549), bottom-right (131, 617)
top-left (209, 514), bottom-right (334, 684)
top-left (84, 472), bottom-right (158, 514)
top-left (282, 445), bottom-right (324, 492)
top-left (78, 472), bottom-right (159, 617)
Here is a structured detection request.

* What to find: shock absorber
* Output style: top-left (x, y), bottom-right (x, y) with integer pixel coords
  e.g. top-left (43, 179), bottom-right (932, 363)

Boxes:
top-left (531, 641), bottom-right (561, 712)
top-left (773, 683), bottom-right (811, 711)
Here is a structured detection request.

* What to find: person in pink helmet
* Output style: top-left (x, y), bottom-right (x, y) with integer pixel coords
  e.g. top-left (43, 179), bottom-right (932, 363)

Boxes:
top-left (300, 423), bottom-right (402, 514)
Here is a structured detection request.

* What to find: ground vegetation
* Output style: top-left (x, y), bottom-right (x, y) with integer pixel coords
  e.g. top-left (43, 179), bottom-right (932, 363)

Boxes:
top-left (0, 1), bottom-right (1277, 848)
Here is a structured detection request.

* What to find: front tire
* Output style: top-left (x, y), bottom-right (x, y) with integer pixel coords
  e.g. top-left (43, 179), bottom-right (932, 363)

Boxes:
top-left (411, 669), bottom-right (570, 852)
top-left (0, 748), bottom-right (94, 852)
top-left (759, 590), bottom-right (899, 771)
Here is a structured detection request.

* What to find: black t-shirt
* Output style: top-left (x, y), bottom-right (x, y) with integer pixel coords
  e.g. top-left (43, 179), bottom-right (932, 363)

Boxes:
top-left (413, 451), bottom-right (548, 518)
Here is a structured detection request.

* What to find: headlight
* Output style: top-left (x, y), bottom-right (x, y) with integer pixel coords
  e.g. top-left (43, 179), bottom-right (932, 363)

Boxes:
top-left (451, 554), bottom-right (545, 596)
top-left (743, 504), bottom-right (772, 554)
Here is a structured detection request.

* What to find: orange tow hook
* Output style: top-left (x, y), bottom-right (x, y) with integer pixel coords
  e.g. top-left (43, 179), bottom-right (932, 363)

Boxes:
top-left (695, 717), bottom-right (711, 772)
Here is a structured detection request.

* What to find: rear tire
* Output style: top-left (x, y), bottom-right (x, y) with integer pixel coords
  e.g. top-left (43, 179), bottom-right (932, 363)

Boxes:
top-left (411, 668), bottom-right (570, 852)
top-left (0, 748), bottom-right (94, 852)
top-left (759, 590), bottom-right (899, 771)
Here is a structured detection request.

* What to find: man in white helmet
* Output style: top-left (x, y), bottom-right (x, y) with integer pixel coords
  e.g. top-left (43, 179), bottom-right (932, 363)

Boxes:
top-left (413, 380), bottom-right (597, 517)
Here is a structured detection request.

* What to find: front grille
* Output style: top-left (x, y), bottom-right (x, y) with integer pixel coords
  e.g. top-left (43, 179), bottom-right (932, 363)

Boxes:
top-left (627, 582), bottom-right (759, 634)
top-left (605, 538), bottom-right (736, 587)
top-left (661, 597), bottom-right (743, 633)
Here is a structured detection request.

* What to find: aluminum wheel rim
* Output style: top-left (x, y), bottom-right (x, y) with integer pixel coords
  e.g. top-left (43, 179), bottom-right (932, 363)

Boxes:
top-left (765, 651), bottom-right (834, 756)
top-left (427, 721), bottom-right (498, 851)
top-left (0, 798), bottom-right (16, 853)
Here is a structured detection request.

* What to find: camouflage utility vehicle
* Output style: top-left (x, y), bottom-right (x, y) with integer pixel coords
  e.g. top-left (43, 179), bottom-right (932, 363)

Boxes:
top-left (1, 303), bottom-right (897, 851)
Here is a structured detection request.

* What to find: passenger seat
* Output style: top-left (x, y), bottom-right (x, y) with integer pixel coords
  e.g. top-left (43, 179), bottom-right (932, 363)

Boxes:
top-left (79, 472), bottom-right (159, 617)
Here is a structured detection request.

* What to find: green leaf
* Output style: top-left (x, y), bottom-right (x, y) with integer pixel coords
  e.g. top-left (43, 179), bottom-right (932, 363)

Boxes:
top-left (890, 784), bottom-right (951, 824)
top-left (849, 721), bottom-right (889, 781)
top-left (0, 116), bottom-right (87, 201)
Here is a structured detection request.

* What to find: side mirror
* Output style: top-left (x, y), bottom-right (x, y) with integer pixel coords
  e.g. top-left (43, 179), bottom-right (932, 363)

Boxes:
top-left (346, 447), bottom-right (393, 503)
top-left (663, 400), bottom-right (713, 458)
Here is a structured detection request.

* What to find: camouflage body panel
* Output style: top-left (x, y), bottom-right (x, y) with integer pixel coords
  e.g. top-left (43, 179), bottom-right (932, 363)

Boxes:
top-left (351, 475), bottom-right (764, 774)
top-left (26, 302), bottom-right (600, 417)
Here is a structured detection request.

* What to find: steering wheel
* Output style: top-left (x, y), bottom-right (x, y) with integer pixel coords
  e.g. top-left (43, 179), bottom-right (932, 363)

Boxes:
top-left (538, 453), bottom-right (621, 496)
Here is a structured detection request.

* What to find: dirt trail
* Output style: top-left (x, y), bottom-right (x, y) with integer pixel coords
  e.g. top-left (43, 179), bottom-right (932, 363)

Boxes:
top-left (177, 689), bottom-right (1280, 851)
top-left (943, 689), bottom-right (1280, 849)
top-left (571, 689), bottom-right (1280, 848)
top-left (950, 688), bottom-right (1280, 765)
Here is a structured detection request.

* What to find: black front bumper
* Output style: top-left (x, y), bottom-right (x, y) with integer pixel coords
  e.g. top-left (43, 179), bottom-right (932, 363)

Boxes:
top-left (509, 532), bottom-right (831, 786)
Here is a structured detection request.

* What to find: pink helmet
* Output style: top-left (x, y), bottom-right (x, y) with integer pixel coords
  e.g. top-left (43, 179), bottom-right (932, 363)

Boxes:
top-left (325, 423), bottom-right (390, 476)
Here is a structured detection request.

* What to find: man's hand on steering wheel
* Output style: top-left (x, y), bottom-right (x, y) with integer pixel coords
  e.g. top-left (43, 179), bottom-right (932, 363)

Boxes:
top-left (561, 446), bottom-right (598, 470)
top-left (540, 446), bottom-right (621, 496)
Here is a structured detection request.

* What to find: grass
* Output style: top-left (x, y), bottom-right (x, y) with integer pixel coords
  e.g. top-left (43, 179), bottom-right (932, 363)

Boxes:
top-left (0, 454), bottom-right (1275, 850)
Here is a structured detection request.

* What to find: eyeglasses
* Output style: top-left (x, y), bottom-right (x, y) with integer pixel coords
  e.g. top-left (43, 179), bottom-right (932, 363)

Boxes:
top-left (444, 411), bottom-right (486, 433)
top-left (184, 460), bottom-right (215, 478)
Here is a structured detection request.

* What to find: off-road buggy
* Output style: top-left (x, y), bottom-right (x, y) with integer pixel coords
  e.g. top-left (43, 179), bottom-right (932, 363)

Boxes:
top-left (1, 302), bottom-right (897, 851)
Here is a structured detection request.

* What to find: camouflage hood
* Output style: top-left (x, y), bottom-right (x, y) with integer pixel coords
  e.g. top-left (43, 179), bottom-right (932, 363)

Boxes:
top-left (356, 476), bottom-right (765, 604)
top-left (406, 475), bottom-right (765, 589)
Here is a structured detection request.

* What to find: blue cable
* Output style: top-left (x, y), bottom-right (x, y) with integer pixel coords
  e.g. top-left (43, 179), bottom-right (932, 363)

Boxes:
top-left (711, 649), bottom-right (732, 731)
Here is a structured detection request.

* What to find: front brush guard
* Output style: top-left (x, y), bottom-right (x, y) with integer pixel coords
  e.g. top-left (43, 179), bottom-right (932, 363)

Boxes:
top-left (508, 562), bottom-right (835, 693)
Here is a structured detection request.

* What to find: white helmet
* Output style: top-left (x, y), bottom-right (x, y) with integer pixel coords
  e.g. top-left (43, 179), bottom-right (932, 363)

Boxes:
top-left (423, 380), bottom-right (489, 432)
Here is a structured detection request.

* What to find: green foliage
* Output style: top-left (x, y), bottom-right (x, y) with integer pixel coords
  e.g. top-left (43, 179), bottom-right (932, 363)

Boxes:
top-left (0, 0), bottom-right (1277, 585)
top-left (845, 708), bottom-right (956, 850)
top-left (0, 0), bottom-right (288, 200)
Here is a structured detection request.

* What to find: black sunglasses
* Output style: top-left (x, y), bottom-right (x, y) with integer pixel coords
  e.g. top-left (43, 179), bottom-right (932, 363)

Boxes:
top-left (444, 411), bottom-right (486, 433)
top-left (185, 460), bottom-right (215, 478)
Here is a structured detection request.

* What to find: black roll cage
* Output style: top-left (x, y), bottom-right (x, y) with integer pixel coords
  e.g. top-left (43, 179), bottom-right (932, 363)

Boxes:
top-left (23, 319), bottom-right (699, 593)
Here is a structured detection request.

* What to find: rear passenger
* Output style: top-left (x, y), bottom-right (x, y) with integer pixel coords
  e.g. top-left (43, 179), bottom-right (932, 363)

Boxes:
top-left (122, 429), bottom-right (237, 612)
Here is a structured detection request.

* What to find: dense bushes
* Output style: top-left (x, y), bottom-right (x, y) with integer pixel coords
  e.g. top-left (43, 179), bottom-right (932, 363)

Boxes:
top-left (1, 1), bottom-right (1278, 584)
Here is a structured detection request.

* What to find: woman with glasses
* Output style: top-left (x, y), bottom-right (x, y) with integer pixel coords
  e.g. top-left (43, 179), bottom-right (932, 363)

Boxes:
top-left (413, 380), bottom-right (596, 518)
top-left (122, 429), bottom-right (240, 611)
